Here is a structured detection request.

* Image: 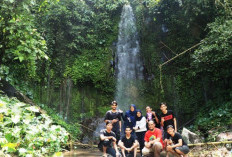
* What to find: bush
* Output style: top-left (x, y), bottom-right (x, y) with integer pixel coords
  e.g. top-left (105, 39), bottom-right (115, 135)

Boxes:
top-left (0, 95), bottom-right (70, 156)
top-left (37, 103), bottom-right (81, 140)
top-left (194, 101), bottom-right (232, 141)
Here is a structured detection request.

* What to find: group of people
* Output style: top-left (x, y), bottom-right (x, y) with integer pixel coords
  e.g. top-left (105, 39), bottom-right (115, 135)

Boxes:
top-left (98, 101), bottom-right (189, 157)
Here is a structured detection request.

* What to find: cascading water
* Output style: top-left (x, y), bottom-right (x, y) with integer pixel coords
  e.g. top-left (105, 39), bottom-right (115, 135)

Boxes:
top-left (93, 4), bottom-right (144, 141)
top-left (115, 4), bottom-right (144, 110)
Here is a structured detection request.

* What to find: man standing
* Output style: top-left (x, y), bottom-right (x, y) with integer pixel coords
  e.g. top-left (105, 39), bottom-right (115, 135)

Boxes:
top-left (166, 125), bottom-right (189, 157)
top-left (118, 126), bottom-right (139, 157)
top-left (99, 121), bottom-right (120, 157)
top-left (160, 102), bottom-right (177, 141)
top-left (104, 101), bottom-right (122, 143)
top-left (142, 120), bottom-right (164, 157)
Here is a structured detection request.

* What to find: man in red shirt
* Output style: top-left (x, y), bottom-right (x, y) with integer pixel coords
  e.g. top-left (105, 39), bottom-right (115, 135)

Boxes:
top-left (142, 120), bottom-right (163, 157)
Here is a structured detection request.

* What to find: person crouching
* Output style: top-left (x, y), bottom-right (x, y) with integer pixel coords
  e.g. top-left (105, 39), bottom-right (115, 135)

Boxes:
top-left (98, 121), bottom-right (120, 157)
top-left (118, 126), bottom-right (139, 157)
top-left (142, 120), bottom-right (164, 157)
top-left (166, 125), bottom-right (189, 157)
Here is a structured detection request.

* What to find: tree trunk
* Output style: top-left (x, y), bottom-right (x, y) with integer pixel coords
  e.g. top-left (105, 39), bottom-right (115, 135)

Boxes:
top-left (47, 64), bottom-right (51, 106)
top-left (202, 77), bottom-right (208, 104)
top-left (0, 79), bottom-right (35, 106)
top-left (81, 88), bottom-right (85, 121)
top-left (65, 78), bottom-right (72, 121)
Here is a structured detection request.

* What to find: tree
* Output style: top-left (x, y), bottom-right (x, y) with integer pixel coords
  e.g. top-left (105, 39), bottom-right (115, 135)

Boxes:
top-left (0, 0), bottom-right (50, 84)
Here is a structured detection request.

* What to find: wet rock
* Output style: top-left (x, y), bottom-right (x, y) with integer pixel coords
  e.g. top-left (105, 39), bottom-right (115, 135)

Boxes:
top-left (82, 136), bottom-right (89, 144)
top-left (181, 127), bottom-right (203, 144)
top-left (216, 132), bottom-right (232, 141)
top-left (81, 117), bottom-right (105, 144)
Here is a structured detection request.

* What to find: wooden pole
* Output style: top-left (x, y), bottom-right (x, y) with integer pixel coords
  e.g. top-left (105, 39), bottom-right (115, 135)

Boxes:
top-left (158, 42), bottom-right (203, 91)
top-left (160, 42), bottom-right (202, 67)
top-left (188, 141), bottom-right (232, 147)
top-left (159, 65), bottom-right (164, 93)
top-left (76, 122), bottom-right (99, 134)
top-left (160, 41), bottom-right (177, 55)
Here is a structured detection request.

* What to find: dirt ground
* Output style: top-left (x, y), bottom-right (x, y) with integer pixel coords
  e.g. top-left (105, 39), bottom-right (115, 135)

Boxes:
top-left (63, 148), bottom-right (102, 157)
top-left (63, 147), bottom-right (232, 157)
top-left (188, 146), bottom-right (232, 157)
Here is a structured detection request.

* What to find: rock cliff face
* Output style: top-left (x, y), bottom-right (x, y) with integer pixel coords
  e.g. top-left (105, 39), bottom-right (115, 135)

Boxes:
top-left (181, 127), bottom-right (203, 144)
top-left (81, 117), bottom-right (105, 144)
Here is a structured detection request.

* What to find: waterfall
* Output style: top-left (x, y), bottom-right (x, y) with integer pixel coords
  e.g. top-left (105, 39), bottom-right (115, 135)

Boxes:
top-left (92, 4), bottom-right (144, 141)
top-left (115, 4), bottom-right (144, 110)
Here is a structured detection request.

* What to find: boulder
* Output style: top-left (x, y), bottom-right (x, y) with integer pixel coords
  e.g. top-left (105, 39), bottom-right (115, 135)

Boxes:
top-left (216, 132), bottom-right (232, 142)
top-left (81, 117), bottom-right (105, 144)
top-left (181, 127), bottom-right (203, 144)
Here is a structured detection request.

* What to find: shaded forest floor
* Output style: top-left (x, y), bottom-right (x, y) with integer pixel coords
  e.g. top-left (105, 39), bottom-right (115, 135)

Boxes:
top-left (63, 146), bottom-right (232, 157)
top-left (63, 148), bottom-right (102, 157)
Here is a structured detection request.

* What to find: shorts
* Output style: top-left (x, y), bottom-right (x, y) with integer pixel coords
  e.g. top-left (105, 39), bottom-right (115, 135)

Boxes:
top-left (174, 145), bottom-right (190, 154)
top-left (98, 140), bottom-right (111, 151)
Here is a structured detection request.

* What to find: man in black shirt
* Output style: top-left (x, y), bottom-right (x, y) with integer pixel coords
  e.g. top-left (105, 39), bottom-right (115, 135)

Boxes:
top-left (118, 126), bottom-right (138, 157)
top-left (160, 102), bottom-right (177, 141)
top-left (166, 125), bottom-right (189, 157)
top-left (104, 101), bottom-right (122, 143)
top-left (99, 121), bottom-right (120, 157)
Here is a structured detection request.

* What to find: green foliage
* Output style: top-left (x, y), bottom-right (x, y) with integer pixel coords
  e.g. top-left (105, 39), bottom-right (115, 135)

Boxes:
top-left (97, 106), bottom-right (110, 116)
top-left (2, 0), bottom-right (121, 128)
top-left (35, 0), bottom-right (121, 88)
top-left (28, 0), bottom-right (121, 123)
top-left (143, 0), bottom-right (161, 9)
top-left (134, 0), bottom-right (232, 132)
top-left (0, 95), bottom-right (70, 156)
top-left (192, 18), bottom-right (232, 77)
top-left (1, 0), bottom-right (232, 143)
top-left (37, 103), bottom-right (81, 140)
top-left (0, 0), bottom-right (50, 84)
top-left (64, 48), bottom-right (114, 92)
top-left (194, 101), bottom-right (232, 141)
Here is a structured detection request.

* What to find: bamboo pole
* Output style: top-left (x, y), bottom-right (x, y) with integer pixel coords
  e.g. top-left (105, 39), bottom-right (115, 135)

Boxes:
top-left (160, 41), bottom-right (177, 55)
top-left (76, 122), bottom-right (100, 134)
top-left (158, 42), bottom-right (203, 92)
top-left (160, 42), bottom-right (202, 67)
top-left (159, 65), bottom-right (164, 93)
top-left (162, 52), bottom-right (170, 60)
top-left (188, 141), bottom-right (232, 147)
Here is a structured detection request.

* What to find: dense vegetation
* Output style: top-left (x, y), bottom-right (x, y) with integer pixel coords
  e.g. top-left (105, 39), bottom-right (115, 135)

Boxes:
top-left (0, 0), bottom-right (232, 148)
top-left (0, 96), bottom-right (69, 156)
top-left (133, 0), bottom-right (232, 139)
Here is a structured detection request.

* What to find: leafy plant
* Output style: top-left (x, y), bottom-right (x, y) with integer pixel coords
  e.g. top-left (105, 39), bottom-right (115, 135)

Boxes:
top-left (0, 0), bottom-right (51, 84)
top-left (0, 95), bottom-right (70, 156)
top-left (36, 103), bottom-right (81, 140)
top-left (194, 101), bottom-right (232, 141)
